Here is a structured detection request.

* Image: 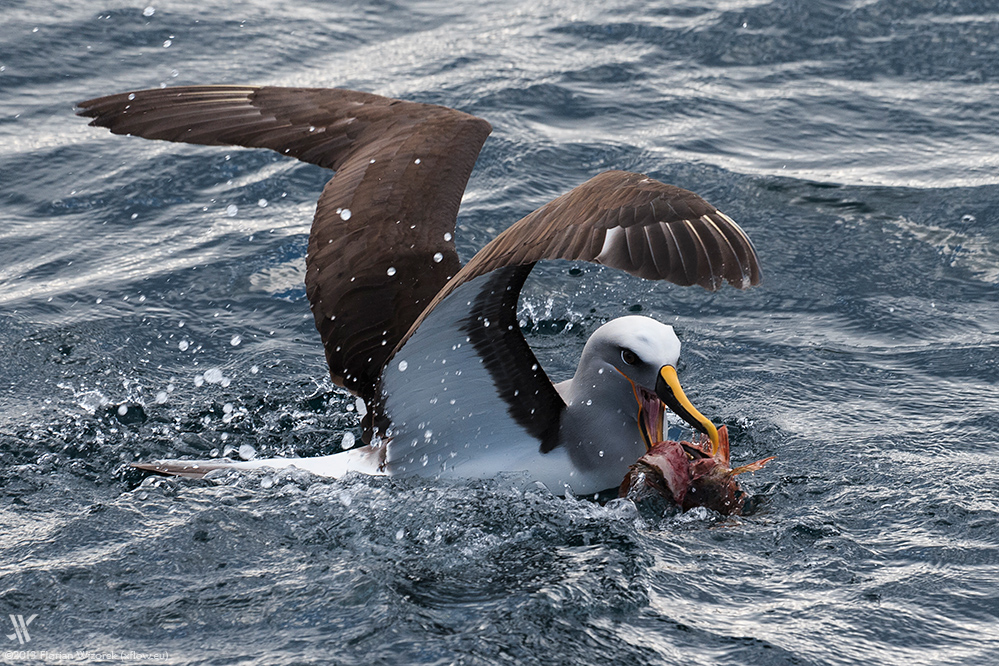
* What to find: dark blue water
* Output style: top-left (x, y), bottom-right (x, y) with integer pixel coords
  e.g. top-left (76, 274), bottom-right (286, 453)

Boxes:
top-left (2, 1), bottom-right (998, 664)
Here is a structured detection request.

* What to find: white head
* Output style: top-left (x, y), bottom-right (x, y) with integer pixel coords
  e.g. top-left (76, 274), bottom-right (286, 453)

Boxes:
top-left (570, 315), bottom-right (718, 451)
top-left (579, 315), bottom-right (681, 390)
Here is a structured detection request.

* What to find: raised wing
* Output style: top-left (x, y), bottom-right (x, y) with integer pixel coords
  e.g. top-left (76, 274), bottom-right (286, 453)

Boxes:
top-left (405, 170), bottom-right (761, 346)
top-left (380, 170), bottom-right (761, 453)
top-left (462, 170), bottom-right (759, 289)
top-left (78, 85), bottom-right (492, 399)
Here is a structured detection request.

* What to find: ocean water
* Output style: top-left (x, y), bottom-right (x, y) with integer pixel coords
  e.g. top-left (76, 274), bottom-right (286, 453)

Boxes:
top-left (2, 0), bottom-right (998, 664)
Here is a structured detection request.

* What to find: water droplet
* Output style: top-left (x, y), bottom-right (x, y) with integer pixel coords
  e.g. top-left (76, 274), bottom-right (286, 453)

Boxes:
top-left (143, 6), bottom-right (155, 16)
top-left (398, 360), bottom-right (408, 372)
top-left (238, 444), bottom-right (256, 460)
top-left (395, 529), bottom-right (405, 541)
top-left (339, 208), bottom-right (352, 220)
top-left (414, 158), bottom-right (421, 164)
top-left (443, 232), bottom-right (452, 241)
top-left (386, 266), bottom-right (397, 276)
top-left (257, 198), bottom-right (268, 208)
top-left (341, 432), bottom-right (356, 449)
top-left (162, 39), bottom-right (171, 48)
top-left (178, 340), bottom-right (189, 351)
top-left (250, 365), bottom-right (259, 374)
top-left (194, 375), bottom-right (205, 387)
top-left (117, 405), bottom-right (128, 416)
top-left (96, 298), bottom-right (103, 304)
top-left (226, 204), bottom-right (238, 217)
top-left (433, 252), bottom-right (443, 263)
top-left (230, 334), bottom-right (241, 346)
top-left (155, 391), bottom-right (168, 404)
top-left (203, 368), bottom-right (224, 384)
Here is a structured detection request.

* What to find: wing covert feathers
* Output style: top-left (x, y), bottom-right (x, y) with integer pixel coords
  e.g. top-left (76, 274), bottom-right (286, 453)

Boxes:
top-left (79, 86), bottom-right (492, 399)
top-left (462, 170), bottom-right (760, 290)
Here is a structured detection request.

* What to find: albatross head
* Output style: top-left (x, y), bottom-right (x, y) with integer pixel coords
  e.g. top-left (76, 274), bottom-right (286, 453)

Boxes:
top-left (567, 315), bottom-right (719, 457)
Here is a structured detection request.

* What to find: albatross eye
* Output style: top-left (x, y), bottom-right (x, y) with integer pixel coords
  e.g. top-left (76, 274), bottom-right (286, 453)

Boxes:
top-left (621, 349), bottom-right (638, 365)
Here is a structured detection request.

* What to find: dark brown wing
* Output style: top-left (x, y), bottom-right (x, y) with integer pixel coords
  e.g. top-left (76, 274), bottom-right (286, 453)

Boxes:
top-left (462, 170), bottom-right (759, 288)
top-left (402, 170), bottom-right (761, 347)
top-left (78, 86), bottom-right (492, 399)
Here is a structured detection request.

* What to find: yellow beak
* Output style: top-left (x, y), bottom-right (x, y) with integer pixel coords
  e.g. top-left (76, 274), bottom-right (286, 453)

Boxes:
top-left (655, 365), bottom-right (720, 455)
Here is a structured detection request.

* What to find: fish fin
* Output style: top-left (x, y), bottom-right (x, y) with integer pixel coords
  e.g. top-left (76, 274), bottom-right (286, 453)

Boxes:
top-left (716, 425), bottom-right (730, 463)
top-left (729, 456), bottom-right (776, 476)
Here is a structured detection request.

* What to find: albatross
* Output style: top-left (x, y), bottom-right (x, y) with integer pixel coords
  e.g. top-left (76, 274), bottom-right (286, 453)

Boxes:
top-left (77, 86), bottom-right (762, 495)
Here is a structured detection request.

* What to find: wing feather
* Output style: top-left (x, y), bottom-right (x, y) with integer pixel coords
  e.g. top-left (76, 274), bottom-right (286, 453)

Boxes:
top-left (79, 85), bottom-right (492, 399)
top-left (399, 171), bottom-right (761, 349)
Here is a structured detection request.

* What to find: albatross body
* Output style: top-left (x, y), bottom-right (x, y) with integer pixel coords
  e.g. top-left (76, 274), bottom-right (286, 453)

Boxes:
top-left (77, 86), bottom-right (761, 495)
